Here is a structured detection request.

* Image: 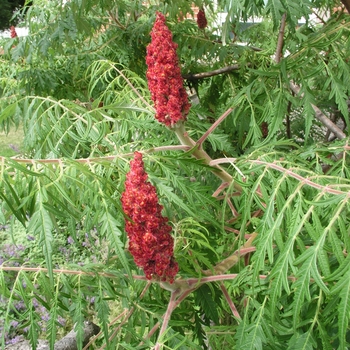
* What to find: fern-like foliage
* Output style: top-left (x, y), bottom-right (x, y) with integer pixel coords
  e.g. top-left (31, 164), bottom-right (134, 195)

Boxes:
top-left (1, 0), bottom-right (350, 349)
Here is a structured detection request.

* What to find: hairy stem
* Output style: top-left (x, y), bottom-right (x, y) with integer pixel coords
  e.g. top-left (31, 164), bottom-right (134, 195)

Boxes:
top-left (173, 122), bottom-right (242, 191)
top-left (220, 282), bottom-right (241, 319)
top-left (154, 291), bottom-right (178, 349)
top-left (250, 159), bottom-right (349, 195)
top-left (205, 233), bottom-right (257, 275)
top-left (196, 108), bottom-right (233, 148)
top-left (1, 145), bottom-right (191, 165)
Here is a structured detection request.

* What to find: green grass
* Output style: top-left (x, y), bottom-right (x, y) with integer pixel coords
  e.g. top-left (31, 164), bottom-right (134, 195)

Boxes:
top-left (0, 126), bottom-right (24, 157)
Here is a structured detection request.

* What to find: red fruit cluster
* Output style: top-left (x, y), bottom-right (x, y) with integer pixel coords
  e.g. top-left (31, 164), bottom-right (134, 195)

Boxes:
top-left (10, 26), bottom-right (17, 38)
top-left (197, 9), bottom-right (208, 29)
top-left (121, 152), bottom-right (179, 282)
top-left (146, 12), bottom-right (191, 127)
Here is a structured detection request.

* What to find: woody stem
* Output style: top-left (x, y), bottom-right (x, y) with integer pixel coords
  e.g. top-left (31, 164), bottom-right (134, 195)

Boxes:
top-left (173, 122), bottom-right (242, 191)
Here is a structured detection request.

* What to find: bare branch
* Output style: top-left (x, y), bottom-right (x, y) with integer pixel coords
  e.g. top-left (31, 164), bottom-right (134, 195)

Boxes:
top-left (289, 82), bottom-right (347, 140)
top-left (275, 13), bottom-right (287, 63)
top-left (183, 64), bottom-right (247, 80)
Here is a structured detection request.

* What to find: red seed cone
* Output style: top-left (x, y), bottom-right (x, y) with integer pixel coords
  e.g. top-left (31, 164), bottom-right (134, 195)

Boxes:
top-left (197, 9), bottom-right (208, 29)
top-left (121, 152), bottom-right (178, 282)
top-left (146, 12), bottom-right (190, 127)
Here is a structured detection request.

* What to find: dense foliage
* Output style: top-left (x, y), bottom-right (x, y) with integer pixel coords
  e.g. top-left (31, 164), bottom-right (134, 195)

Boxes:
top-left (0, 0), bottom-right (350, 349)
top-left (0, 0), bottom-right (28, 31)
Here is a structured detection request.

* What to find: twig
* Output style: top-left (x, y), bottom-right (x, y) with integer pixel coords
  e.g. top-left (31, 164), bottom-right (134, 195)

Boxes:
top-left (212, 182), bottom-right (230, 197)
top-left (82, 310), bottom-right (128, 350)
top-left (196, 108), bottom-right (233, 148)
top-left (154, 290), bottom-right (178, 349)
top-left (226, 197), bottom-right (239, 217)
top-left (289, 82), bottom-right (346, 140)
top-left (0, 265), bottom-right (149, 282)
top-left (275, 13), bottom-right (287, 63)
top-left (311, 9), bottom-right (327, 25)
top-left (173, 122), bottom-right (242, 191)
top-left (1, 145), bottom-right (191, 165)
top-left (220, 283), bottom-right (241, 319)
top-left (183, 64), bottom-right (246, 80)
top-left (273, 13), bottom-right (346, 142)
top-left (114, 66), bottom-right (155, 111)
top-left (108, 10), bottom-right (127, 30)
top-left (203, 234), bottom-right (257, 275)
top-left (286, 100), bottom-right (292, 139)
top-left (209, 157), bottom-right (237, 166)
top-left (250, 159), bottom-right (350, 196)
top-left (143, 321), bottom-right (161, 343)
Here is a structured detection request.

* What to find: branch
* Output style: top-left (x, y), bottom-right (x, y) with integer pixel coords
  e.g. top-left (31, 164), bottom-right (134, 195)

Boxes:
top-left (173, 122), bottom-right (243, 191)
top-left (196, 108), bottom-right (233, 148)
top-left (289, 82), bottom-right (347, 140)
top-left (273, 14), bottom-right (347, 144)
top-left (275, 13), bottom-right (287, 63)
top-left (154, 290), bottom-right (178, 349)
top-left (86, 282), bottom-right (151, 350)
top-left (220, 283), bottom-right (241, 319)
top-left (0, 145), bottom-right (191, 165)
top-left (250, 159), bottom-right (350, 195)
top-left (203, 233), bottom-right (257, 275)
top-left (183, 64), bottom-right (249, 80)
top-left (107, 10), bottom-right (127, 30)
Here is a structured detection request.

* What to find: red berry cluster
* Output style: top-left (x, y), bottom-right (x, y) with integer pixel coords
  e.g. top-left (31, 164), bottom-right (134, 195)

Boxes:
top-left (146, 12), bottom-right (191, 127)
top-left (197, 9), bottom-right (208, 29)
top-left (10, 26), bottom-right (17, 38)
top-left (121, 152), bottom-right (179, 282)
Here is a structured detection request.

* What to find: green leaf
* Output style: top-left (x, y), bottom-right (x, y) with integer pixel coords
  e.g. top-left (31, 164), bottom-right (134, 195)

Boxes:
top-left (331, 269), bottom-right (350, 350)
top-left (287, 332), bottom-right (316, 350)
top-left (28, 188), bottom-right (54, 283)
top-left (195, 284), bottom-right (220, 325)
top-left (99, 211), bottom-right (131, 278)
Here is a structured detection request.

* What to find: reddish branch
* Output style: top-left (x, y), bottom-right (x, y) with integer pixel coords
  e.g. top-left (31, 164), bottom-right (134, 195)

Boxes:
top-left (250, 159), bottom-right (350, 196)
top-left (220, 283), bottom-right (241, 319)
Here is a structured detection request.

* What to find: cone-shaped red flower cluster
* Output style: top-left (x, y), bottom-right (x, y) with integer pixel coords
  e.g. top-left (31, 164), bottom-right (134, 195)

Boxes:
top-left (146, 12), bottom-right (191, 127)
top-left (10, 26), bottom-right (17, 38)
top-left (121, 152), bottom-right (179, 282)
top-left (197, 9), bottom-right (208, 29)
